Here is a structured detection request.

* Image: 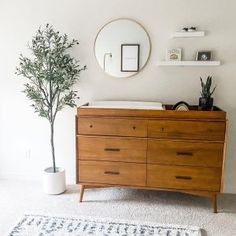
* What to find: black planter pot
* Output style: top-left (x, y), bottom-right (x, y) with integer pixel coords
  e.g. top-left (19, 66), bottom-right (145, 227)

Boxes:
top-left (199, 97), bottom-right (214, 110)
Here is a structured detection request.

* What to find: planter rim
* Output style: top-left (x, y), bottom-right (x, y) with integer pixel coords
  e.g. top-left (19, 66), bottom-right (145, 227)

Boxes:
top-left (44, 167), bottom-right (65, 174)
top-left (199, 97), bottom-right (213, 99)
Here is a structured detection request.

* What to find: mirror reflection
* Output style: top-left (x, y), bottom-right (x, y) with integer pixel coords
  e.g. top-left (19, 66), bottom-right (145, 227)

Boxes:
top-left (94, 18), bottom-right (151, 78)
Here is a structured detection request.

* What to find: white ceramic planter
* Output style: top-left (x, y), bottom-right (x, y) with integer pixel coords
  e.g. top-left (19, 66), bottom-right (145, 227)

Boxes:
top-left (43, 167), bottom-right (66, 194)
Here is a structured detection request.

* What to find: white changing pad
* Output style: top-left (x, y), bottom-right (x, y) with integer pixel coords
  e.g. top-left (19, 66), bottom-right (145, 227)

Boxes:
top-left (87, 101), bottom-right (163, 110)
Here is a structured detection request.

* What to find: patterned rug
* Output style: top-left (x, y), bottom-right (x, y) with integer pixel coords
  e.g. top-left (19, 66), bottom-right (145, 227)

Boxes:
top-left (6, 214), bottom-right (202, 236)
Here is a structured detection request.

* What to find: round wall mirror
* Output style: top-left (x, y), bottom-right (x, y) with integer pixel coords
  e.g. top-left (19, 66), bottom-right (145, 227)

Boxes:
top-left (94, 18), bottom-right (151, 78)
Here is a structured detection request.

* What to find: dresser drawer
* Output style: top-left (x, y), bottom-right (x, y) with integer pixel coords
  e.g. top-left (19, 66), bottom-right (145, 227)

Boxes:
top-left (79, 161), bottom-right (146, 186)
top-left (148, 120), bottom-right (225, 141)
top-left (147, 140), bottom-right (223, 167)
top-left (147, 164), bottom-right (221, 191)
top-left (78, 118), bottom-right (147, 137)
top-left (78, 136), bottom-right (147, 163)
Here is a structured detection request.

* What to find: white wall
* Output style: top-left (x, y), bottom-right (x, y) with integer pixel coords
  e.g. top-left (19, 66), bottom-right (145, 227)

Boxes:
top-left (0, 0), bottom-right (236, 193)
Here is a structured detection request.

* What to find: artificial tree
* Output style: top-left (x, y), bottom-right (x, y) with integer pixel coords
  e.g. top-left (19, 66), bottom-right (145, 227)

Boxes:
top-left (16, 24), bottom-right (86, 173)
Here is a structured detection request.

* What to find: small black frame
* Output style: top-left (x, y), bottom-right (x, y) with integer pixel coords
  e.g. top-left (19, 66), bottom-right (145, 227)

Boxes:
top-left (196, 51), bottom-right (212, 61)
top-left (121, 44), bottom-right (140, 72)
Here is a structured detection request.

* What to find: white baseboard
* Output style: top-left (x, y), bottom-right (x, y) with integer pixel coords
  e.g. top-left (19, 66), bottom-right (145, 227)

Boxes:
top-left (223, 185), bottom-right (236, 194)
top-left (1, 172), bottom-right (235, 194)
top-left (0, 172), bottom-right (76, 185)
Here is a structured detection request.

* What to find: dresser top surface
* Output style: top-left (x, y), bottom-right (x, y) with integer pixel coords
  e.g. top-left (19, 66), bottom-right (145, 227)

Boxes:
top-left (78, 102), bottom-right (226, 121)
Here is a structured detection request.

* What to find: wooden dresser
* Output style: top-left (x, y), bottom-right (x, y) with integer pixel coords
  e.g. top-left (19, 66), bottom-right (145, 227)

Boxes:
top-left (76, 104), bottom-right (227, 213)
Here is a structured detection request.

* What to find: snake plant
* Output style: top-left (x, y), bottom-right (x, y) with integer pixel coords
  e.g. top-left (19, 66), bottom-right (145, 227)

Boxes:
top-left (200, 76), bottom-right (216, 98)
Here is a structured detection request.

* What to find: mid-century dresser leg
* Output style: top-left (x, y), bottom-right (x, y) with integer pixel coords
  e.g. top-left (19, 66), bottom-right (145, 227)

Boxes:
top-left (79, 184), bottom-right (85, 202)
top-left (212, 194), bottom-right (218, 213)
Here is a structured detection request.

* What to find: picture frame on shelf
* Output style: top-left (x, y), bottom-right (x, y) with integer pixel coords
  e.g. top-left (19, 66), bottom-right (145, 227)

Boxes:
top-left (166, 48), bottom-right (182, 61)
top-left (121, 44), bottom-right (140, 72)
top-left (196, 51), bottom-right (212, 61)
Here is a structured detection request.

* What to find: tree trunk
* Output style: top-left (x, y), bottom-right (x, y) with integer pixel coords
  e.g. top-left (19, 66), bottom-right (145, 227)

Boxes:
top-left (50, 121), bottom-right (56, 173)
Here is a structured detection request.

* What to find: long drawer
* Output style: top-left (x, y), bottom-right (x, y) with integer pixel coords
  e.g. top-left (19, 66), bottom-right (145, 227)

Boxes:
top-left (147, 164), bottom-right (221, 191)
top-left (78, 118), bottom-right (148, 137)
top-left (79, 161), bottom-right (146, 186)
top-left (78, 136), bottom-right (147, 163)
top-left (147, 140), bottom-right (223, 167)
top-left (148, 120), bottom-right (225, 141)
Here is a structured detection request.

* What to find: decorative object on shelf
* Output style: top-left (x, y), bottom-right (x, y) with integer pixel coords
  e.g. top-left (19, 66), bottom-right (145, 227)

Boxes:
top-left (181, 27), bottom-right (197, 32)
top-left (199, 76), bottom-right (216, 110)
top-left (121, 44), bottom-right (140, 72)
top-left (188, 27), bottom-right (197, 32)
top-left (181, 27), bottom-right (188, 32)
top-left (166, 48), bottom-right (182, 61)
top-left (172, 101), bottom-right (190, 111)
top-left (16, 24), bottom-right (86, 194)
top-left (196, 51), bottom-right (212, 61)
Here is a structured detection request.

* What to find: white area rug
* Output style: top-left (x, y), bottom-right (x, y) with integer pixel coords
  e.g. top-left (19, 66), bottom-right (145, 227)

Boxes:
top-left (6, 214), bottom-right (201, 236)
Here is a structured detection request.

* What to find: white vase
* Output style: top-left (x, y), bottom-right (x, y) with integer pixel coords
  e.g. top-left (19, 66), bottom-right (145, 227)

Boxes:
top-left (43, 167), bottom-right (66, 194)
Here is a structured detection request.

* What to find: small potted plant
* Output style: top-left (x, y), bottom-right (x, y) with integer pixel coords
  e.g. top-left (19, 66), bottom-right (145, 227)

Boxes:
top-left (199, 76), bottom-right (216, 110)
top-left (16, 24), bottom-right (86, 194)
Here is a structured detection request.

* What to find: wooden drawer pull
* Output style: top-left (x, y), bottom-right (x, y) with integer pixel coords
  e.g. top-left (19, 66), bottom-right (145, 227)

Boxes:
top-left (104, 148), bottom-right (120, 152)
top-left (104, 171), bottom-right (120, 175)
top-left (89, 124), bottom-right (93, 128)
top-left (176, 152), bottom-right (193, 156)
top-left (175, 176), bottom-right (192, 180)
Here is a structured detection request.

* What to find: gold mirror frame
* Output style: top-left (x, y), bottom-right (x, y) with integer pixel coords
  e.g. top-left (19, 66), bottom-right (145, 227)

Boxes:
top-left (94, 18), bottom-right (152, 78)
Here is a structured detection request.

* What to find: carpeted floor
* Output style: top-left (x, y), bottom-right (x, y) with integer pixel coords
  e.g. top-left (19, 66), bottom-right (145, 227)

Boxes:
top-left (0, 179), bottom-right (236, 236)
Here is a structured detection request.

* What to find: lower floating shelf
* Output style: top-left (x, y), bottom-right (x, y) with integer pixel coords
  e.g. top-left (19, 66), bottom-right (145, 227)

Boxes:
top-left (157, 61), bottom-right (221, 67)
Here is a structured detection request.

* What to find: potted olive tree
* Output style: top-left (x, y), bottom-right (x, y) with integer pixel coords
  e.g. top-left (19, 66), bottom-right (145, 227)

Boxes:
top-left (16, 24), bottom-right (86, 194)
top-left (199, 76), bottom-right (216, 110)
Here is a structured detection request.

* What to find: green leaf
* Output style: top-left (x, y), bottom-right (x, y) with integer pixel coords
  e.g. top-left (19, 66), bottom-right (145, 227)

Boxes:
top-left (200, 76), bottom-right (216, 98)
top-left (16, 24), bottom-right (86, 121)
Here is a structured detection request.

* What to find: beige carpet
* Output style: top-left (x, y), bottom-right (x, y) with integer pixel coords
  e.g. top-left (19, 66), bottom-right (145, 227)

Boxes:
top-left (0, 179), bottom-right (236, 236)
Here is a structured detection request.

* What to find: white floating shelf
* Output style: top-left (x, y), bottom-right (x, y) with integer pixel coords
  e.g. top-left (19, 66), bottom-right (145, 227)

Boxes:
top-left (157, 61), bottom-right (221, 67)
top-left (172, 31), bottom-right (205, 38)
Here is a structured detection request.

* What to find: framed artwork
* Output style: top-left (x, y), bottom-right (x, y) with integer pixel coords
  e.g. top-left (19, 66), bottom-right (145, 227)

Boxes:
top-left (196, 51), bottom-right (212, 61)
top-left (121, 44), bottom-right (140, 72)
top-left (166, 48), bottom-right (182, 61)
